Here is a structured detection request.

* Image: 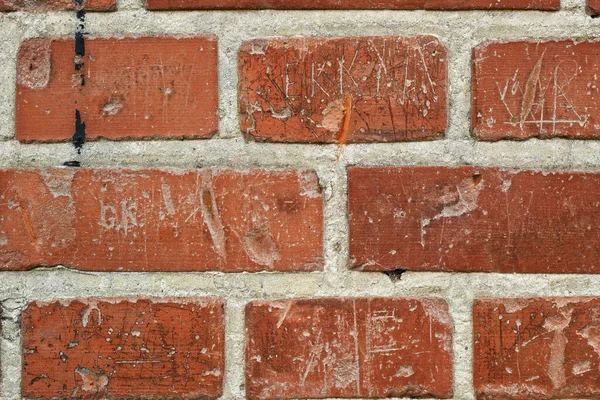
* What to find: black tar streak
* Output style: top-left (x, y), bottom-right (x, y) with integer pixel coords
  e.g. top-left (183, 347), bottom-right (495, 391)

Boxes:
top-left (73, 109), bottom-right (86, 154)
top-left (71, 1), bottom-right (87, 154)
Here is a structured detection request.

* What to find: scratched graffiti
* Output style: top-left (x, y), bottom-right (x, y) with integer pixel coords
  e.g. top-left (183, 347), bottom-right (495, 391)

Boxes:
top-left (473, 40), bottom-right (600, 140)
top-left (22, 298), bottom-right (224, 399)
top-left (239, 36), bottom-right (448, 143)
top-left (245, 298), bottom-right (453, 399)
top-left (0, 168), bottom-right (323, 272)
top-left (474, 298), bottom-right (600, 399)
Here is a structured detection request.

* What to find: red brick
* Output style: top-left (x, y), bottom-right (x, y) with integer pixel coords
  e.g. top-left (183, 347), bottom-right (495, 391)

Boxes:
top-left (587, 0), bottom-right (600, 15)
top-left (16, 36), bottom-right (218, 143)
top-left (0, 0), bottom-right (114, 11)
top-left (238, 36), bottom-right (447, 143)
top-left (472, 40), bottom-right (600, 140)
top-left (348, 166), bottom-right (600, 273)
top-left (0, 168), bottom-right (323, 272)
top-left (147, 0), bottom-right (557, 10)
top-left (245, 297), bottom-right (453, 399)
top-left (474, 297), bottom-right (600, 400)
top-left (22, 297), bottom-right (224, 399)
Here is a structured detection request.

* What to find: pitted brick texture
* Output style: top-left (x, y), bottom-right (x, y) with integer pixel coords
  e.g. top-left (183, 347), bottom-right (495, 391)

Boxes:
top-left (22, 298), bottom-right (224, 399)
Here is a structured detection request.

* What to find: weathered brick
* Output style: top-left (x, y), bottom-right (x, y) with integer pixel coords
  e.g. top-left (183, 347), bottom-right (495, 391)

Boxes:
top-left (245, 297), bottom-right (453, 399)
top-left (348, 166), bottom-right (600, 273)
top-left (238, 36), bottom-right (447, 143)
top-left (587, 0), bottom-right (600, 15)
top-left (472, 40), bottom-right (600, 140)
top-left (0, 168), bottom-right (323, 272)
top-left (16, 36), bottom-right (218, 143)
top-left (0, 0), bottom-right (115, 11)
top-left (474, 297), bottom-right (600, 400)
top-left (147, 0), bottom-right (558, 10)
top-left (22, 298), bottom-right (224, 399)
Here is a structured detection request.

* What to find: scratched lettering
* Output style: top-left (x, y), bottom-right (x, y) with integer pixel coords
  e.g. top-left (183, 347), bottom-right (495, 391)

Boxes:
top-left (245, 298), bottom-right (453, 399)
top-left (472, 40), bottom-right (600, 140)
top-left (239, 36), bottom-right (448, 143)
top-left (0, 168), bottom-right (323, 272)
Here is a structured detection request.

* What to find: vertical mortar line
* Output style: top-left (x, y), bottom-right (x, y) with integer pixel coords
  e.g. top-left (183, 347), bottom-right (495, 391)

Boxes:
top-left (222, 297), bottom-right (246, 399)
top-left (0, 18), bottom-right (20, 142)
top-left (446, 274), bottom-right (476, 400)
top-left (217, 31), bottom-right (242, 139)
top-left (444, 22), bottom-right (476, 146)
top-left (0, 296), bottom-right (27, 400)
top-left (319, 153), bottom-right (351, 294)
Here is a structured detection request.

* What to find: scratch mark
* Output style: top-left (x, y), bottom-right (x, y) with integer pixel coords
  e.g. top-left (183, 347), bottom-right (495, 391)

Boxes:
top-left (199, 173), bottom-right (227, 261)
top-left (520, 51), bottom-right (545, 128)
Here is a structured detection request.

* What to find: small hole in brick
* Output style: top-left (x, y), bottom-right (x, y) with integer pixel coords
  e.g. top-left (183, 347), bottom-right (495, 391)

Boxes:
top-left (383, 268), bottom-right (406, 283)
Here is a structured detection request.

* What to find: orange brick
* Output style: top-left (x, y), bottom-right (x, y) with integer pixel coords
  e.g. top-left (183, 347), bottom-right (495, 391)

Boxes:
top-left (0, 168), bottom-right (323, 272)
top-left (16, 36), bottom-right (218, 142)
top-left (22, 298), bottom-right (224, 399)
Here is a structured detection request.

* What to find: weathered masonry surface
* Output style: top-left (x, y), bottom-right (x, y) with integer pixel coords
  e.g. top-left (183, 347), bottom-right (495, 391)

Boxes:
top-left (1, 0), bottom-right (600, 399)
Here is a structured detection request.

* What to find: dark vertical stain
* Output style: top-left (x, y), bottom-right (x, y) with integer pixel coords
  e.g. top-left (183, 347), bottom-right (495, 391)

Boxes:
top-left (73, 109), bottom-right (86, 153)
top-left (72, 0), bottom-right (87, 153)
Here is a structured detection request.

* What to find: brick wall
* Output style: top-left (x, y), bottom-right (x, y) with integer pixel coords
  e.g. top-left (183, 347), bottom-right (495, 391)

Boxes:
top-left (0, 0), bottom-right (600, 398)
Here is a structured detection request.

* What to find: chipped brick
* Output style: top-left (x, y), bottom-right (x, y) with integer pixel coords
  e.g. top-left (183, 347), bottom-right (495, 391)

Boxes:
top-left (348, 166), bottom-right (600, 273)
top-left (0, 168), bottom-right (323, 272)
top-left (22, 298), bottom-right (224, 399)
top-left (474, 297), bottom-right (600, 400)
top-left (16, 36), bottom-right (218, 142)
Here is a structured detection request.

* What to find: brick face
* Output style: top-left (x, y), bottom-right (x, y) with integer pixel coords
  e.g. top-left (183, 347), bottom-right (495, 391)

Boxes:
top-left (146, 0), bottom-right (558, 10)
top-left (22, 298), bottom-right (224, 399)
top-left (245, 297), bottom-right (453, 399)
top-left (474, 297), bottom-right (600, 400)
top-left (0, 0), bottom-right (115, 11)
top-left (348, 166), bottom-right (600, 273)
top-left (16, 36), bottom-right (218, 143)
top-left (472, 40), bottom-right (600, 140)
top-left (0, 168), bottom-right (323, 272)
top-left (587, 0), bottom-right (600, 15)
top-left (239, 36), bottom-right (447, 143)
